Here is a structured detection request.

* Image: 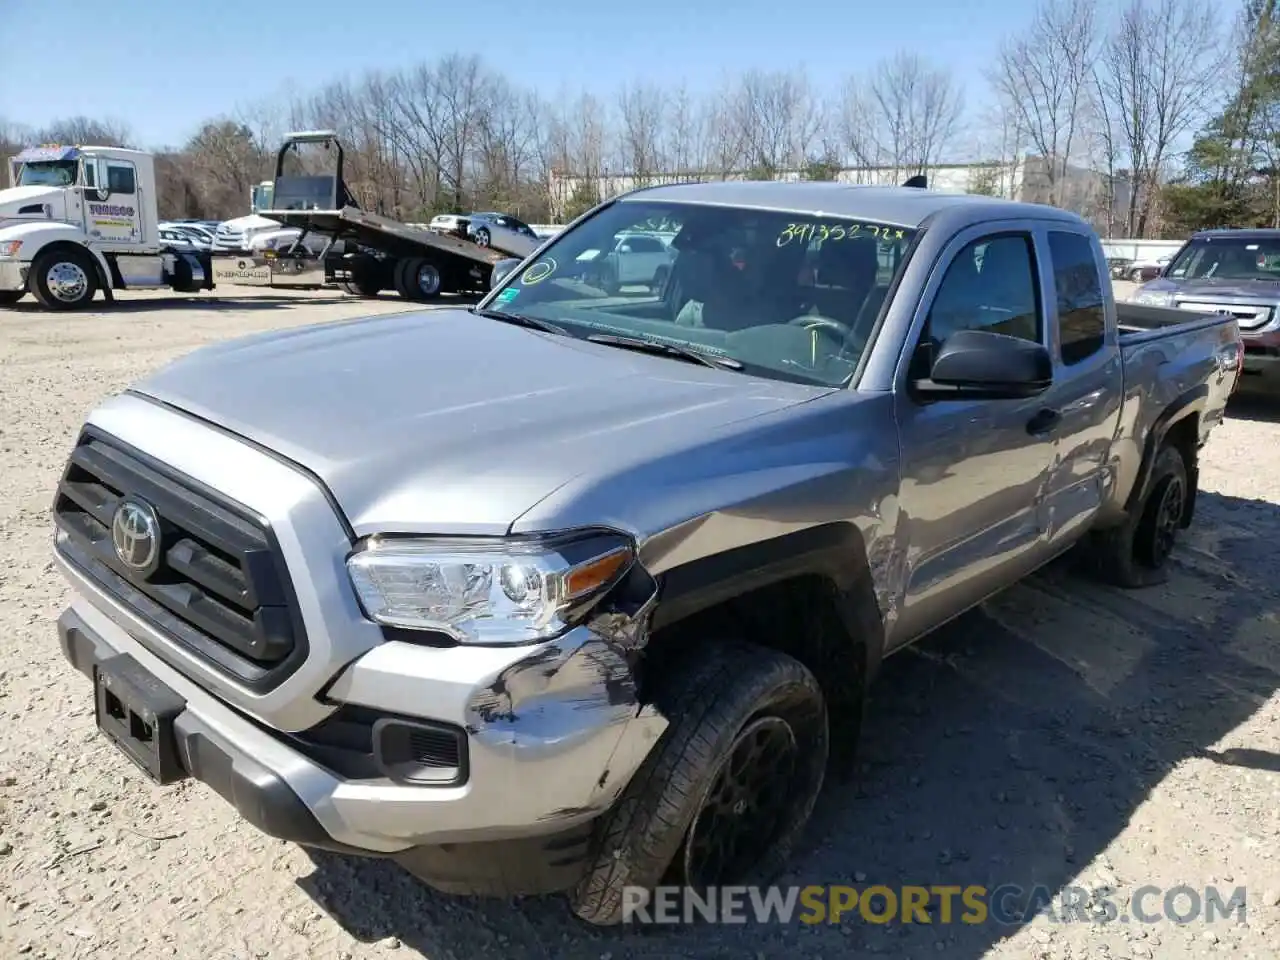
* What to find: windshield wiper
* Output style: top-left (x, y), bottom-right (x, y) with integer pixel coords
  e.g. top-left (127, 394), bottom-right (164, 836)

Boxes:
top-left (585, 333), bottom-right (744, 370)
top-left (471, 307), bottom-right (569, 336)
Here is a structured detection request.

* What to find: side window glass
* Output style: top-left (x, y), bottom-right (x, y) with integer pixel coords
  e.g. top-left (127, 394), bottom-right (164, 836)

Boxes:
top-left (1048, 231), bottom-right (1106, 364)
top-left (925, 233), bottom-right (1042, 345)
top-left (83, 162), bottom-right (96, 188)
top-left (107, 164), bottom-right (136, 194)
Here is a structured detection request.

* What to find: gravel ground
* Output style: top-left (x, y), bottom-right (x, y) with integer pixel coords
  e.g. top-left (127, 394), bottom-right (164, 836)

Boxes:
top-left (2, 284), bottom-right (1279, 960)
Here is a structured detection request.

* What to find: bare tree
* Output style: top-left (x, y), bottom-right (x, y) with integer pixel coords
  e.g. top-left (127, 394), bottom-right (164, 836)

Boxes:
top-left (183, 119), bottom-right (269, 219)
top-left (37, 116), bottom-right (133, 148)
top-left (869, 52), bottom-right (966, 177)
top-left (701, 78), bottom-right (750, 178)
top-left (731, 69), bottom-right (821, 177)
top-left (617, 82), bottom-right (667, 183)
top-left (663, 83), bottom-right (705, 177)
top-left (974, 92), bottom-right (1031, 197)
top-left (994, 0), bottom-right (1100, 206)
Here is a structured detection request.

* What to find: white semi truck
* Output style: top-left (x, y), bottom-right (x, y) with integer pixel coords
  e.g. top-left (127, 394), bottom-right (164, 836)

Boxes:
top-left (0, 145), bottom-right (217, 309)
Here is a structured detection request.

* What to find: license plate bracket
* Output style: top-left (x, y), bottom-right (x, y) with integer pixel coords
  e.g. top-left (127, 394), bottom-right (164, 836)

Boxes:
top-left (93, 654), bottom-right (188, 785)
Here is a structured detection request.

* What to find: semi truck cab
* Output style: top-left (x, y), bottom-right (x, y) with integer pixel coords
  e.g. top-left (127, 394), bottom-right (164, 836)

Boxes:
top-left (0, 144), bottom-right (214, 309)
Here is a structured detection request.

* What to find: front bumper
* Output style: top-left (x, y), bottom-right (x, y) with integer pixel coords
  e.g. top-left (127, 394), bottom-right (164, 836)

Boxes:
top-left (0, 258), bottom-right (27, 291)
top-left (1240, 329), bottom-right (1280, 383)
top-left (53, 395), bottom-right (666, 862)
top-left (57, 587), bottom-right (665, 854)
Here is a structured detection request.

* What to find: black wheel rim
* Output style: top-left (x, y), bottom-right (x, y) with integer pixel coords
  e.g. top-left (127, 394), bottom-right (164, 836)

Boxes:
top-left (1150, 475), bottom-right (1185, 566)
top-left (682, 716), bottom-right (798, 888)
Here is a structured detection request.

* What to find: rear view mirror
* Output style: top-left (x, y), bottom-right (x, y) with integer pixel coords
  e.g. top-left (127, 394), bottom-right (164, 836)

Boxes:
top-left (914, 328), bottom-right (1052, 400)
top-left (490, 257), bottom-right (522, 289)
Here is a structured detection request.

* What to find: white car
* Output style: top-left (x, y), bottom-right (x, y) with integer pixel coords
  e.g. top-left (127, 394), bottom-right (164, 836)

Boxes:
top-left (575, 232), bottom-right (675, 294)
top-left (428, 214), bottom-right (468, 236)
top-left (158, 226), bottom-right (211, 251)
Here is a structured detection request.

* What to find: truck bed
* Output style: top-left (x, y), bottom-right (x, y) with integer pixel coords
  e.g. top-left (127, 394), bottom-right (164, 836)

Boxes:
top-left (1109, 299), bottom-right (1240, 513)
top-left (1116, 301), bottom-right (1225, 341)
top-left (263, 206), bottom-right (511, 267)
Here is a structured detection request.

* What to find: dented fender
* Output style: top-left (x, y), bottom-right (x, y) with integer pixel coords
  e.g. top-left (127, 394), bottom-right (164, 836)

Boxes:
top-left (463, 588), bottom-right (669, 821)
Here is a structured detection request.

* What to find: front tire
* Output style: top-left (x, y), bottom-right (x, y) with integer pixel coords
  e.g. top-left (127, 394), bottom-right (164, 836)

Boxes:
top-left (30, 247), bottom-right (99, 310)
top-left (569, 641), bottom-right (828, 926)
top-left (474, 228), bottom-right (491, 248)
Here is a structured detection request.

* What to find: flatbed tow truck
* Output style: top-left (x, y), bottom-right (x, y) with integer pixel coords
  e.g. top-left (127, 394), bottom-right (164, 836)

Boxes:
top-left (0, 133), bottom-right (541, 310)
top-left (244, 131), bottom-right (540, 300)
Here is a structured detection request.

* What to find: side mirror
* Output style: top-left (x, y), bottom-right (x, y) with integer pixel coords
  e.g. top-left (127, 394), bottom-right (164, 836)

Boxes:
top-left (913, 328), bottom-right (1052, 400)
top-left (490, 257), bottom-right (523, 289)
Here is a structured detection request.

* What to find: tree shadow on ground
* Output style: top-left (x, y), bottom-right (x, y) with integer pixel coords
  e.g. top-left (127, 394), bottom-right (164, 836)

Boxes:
top-left (297, 489), bottom-right (1280, 959)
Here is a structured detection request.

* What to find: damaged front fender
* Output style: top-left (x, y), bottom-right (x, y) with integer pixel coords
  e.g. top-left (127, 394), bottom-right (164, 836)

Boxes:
top-left (464, 586), bottom-right (668, 824)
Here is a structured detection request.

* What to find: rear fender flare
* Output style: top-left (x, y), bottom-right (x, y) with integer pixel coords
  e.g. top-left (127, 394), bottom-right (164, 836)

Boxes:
top-left (1124, 384), bottom-right (1207, 520)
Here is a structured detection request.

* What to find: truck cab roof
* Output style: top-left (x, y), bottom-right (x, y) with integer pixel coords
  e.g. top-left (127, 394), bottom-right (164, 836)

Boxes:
top-left (1189, 227), bottom-right (1280, 240)
top-left (619, 180), bottom-right (1092, 231)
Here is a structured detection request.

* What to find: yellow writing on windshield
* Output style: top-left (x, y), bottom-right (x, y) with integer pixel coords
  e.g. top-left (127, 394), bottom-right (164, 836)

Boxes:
top-left (776, 222), bottom-right (907, 247)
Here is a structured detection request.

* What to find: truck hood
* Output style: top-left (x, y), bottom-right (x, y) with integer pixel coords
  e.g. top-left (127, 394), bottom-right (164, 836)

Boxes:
top-left (1144, 275), bottom-right (1280, 303)
top-left (131, 308), bottom-right (825, 536)
top-left (0, 185), bottom-right (64, 221)
top-left (217, 214), bottom-right (280, 231)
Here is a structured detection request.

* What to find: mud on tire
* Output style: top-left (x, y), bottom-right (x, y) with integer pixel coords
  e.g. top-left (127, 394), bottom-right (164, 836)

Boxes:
top-left (568, 640), bottom-right (828, 926)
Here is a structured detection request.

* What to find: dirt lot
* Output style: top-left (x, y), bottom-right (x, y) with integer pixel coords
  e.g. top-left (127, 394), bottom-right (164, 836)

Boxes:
top-left (2, 285), bottom-right (1279, 960)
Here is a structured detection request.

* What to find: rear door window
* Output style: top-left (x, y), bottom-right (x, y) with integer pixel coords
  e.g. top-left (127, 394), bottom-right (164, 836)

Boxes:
top-left (1047, 231), bottom-right (1106, 365)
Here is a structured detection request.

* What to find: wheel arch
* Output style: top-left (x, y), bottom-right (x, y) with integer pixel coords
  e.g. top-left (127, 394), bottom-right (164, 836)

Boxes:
top-left (1125, 384), bottom-right (1206, 527)
top-left (645, 522), bottom-right (885, 745)
top-left (30, 238), bottom-right (113, 293)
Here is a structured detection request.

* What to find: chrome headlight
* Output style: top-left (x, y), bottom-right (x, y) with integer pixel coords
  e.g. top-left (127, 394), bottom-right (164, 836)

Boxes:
top-left (346, 531), bottom-right (635, 644)
top-left (1131, 288), bottom-right (1174, 307)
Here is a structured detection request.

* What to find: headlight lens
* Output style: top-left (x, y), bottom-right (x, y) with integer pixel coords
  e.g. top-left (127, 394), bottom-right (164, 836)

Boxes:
top-left (1132, 288), bottom-right (1174, 307)
top-left (347, 532), bottom-right (635, 644)
top-left (0, 239), bottom-right (22, 258)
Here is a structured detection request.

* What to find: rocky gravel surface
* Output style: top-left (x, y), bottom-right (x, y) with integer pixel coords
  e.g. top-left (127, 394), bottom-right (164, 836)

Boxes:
top-left (2, 285), bottom-right (1279, 960)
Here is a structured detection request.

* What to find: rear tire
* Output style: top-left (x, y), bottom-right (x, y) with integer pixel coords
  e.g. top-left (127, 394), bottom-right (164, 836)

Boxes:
top-left (569, 641), bottom-right (828, 926)
top-left (394, 258), bottom-right (442, 301)
top-left (29, 247), bottom-right (99, 310)
top-left (1085, 445), bottom-right (1189, 588)
top-left (474, 227), bottom-right (491, 247)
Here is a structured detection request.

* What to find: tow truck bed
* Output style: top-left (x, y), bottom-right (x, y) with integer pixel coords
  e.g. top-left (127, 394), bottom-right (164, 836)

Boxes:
top-left (225, 131), bottom-right (523, 300)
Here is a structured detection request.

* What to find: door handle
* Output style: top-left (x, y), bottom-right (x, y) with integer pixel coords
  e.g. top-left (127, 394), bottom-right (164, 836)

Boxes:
top-left (1026, 408), bottom-right (1062, 436)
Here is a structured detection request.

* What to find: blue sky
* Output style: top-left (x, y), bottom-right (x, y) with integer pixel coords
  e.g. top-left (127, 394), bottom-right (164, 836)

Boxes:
top-left (5, 0), bottom-right (1079, 149)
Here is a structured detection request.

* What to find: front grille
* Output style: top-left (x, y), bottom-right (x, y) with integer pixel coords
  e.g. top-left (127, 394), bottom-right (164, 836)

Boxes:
top-left (1178, 301), bottom-right (1273, 331)
top-left (52, 428), bottom-right (307, 690)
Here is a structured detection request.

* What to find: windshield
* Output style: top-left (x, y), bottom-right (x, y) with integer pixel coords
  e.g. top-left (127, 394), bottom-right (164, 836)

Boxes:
top-left (482, 198), bottom-right (917, 387)
top-left (1166, 237), bottom-right (1280, 281)
top-left (251, 183), bottom-right (273, 212)
top-left (17, 160), bottom-right (79, 187)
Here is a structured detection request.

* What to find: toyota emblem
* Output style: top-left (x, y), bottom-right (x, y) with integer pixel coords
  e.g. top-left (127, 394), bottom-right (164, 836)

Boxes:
top-left (111, 497), bottom-right (161, 575)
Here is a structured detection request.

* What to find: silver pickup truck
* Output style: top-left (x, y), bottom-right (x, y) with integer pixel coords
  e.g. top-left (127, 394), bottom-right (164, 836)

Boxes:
top-left (51, 182), bottom-right (1242, 925)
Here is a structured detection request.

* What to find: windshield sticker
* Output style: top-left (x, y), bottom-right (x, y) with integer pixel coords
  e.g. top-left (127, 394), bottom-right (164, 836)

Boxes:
top-left (494, 287), bottom-right (520, 303)
top-left (521, 259), bottom-right (556, 284)
top-left (776, 222), bottom-right (907, 247)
